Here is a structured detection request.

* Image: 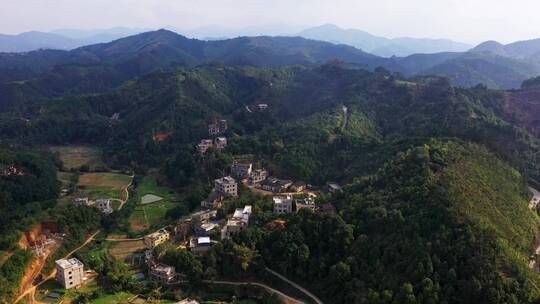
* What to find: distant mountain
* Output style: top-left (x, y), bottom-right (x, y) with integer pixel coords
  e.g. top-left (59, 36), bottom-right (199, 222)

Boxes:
top-left (298, 24), bottom-right (472, 57)
top-left (50, 27), bottom-right (150, 44)
top-left (0, 31), bottom-right (82, 52)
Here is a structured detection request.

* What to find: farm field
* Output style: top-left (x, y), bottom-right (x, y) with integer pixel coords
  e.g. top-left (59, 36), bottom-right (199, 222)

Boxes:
top-left (76, 172), bottom-right (132, 201)
top-left (128, 175), bottom-right (181, 232)
top-left (50, 145), bottom-right (104, 170)
top-left (108, 240), bottom-right (146, 260)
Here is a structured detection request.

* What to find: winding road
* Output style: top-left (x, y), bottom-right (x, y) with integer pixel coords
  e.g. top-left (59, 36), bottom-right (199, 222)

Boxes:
top-left (266, 267), bottom-right (324, 304)
top-left (14, 231), bottom-right (100, 304)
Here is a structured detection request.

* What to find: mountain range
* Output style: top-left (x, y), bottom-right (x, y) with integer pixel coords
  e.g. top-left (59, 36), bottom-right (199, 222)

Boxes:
top-left (297, 24), bottom-right (472, 57)
top-left (3, 28), bottom-right (540, 89)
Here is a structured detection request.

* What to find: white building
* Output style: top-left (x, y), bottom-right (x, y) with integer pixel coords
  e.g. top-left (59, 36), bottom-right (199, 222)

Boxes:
top-left (257, 104), bottom-right (268, 111)
top-left (273, 196), bottom-right (293, 214)
top-left (95, 199), bottom-right (113, 214)
top-left (56, 258), bottom-right (84, 289)
top-left (214, 137), bottom-right (227, 149)
top-left (295, 197), bottom-right (316, 212)
top-left (73, 197), bottom-right (90, 206)
top-left (231, 163), bottom-right (253, 179)
top-left (215, 176), bottom-right (238, 197)
top-left (221, 205), bottom-right (252, 239)
top-left (197, 139), bottom-right (214, 154)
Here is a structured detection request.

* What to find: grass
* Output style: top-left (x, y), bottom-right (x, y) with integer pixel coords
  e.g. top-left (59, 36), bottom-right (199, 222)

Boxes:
top-left (73, 173), bottom-right (132, 201)
top-left (50, 145), bottom-right (103, 170)
top-left (128, 175), bottom-right (180, 232)
top-left (141, 194), bottom-right (164, 205)
top-left (90, 291), bottom-right (136, 304)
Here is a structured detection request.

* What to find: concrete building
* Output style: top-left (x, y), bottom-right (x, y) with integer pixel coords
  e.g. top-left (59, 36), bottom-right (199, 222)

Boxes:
top-left (214, 137), bottom-right (227, 149)
top-left (249, 169), bottom-right (268, 185)
top-left (231, 162), bottom-right (253, 179)
top-left (273, 196), bottom-right (293, 214)
top-left (290, 181), bottom-right (307, 193)
top-left (191, 210), bottom-right (217, 224)
top-left (215, 176), bottom-right (238, 197)
top-left (295, 198), bottom-right (316, 212)
top-left (257, 103), bottom-right (268, 111)
top-left (95, 199), bottom-right (113, 214)
top-left (200, 192), bottom-right (224, 209)
top-left (73, 197), bottom-right (90, 206)
top-left (144, 229), bottom-right (170, 248)
top-left (189, 236), bottom-right (211, 254)
top-left (176, 299), bottom-right (200, 304)
top-left (197, 139), bottom-right (213, 154)
top-left (149, 263), bottom-right (176, 284)
top-left (208, 119), bottom-right (228, 135)
top-left (260, 177), bottom-right (293, 193)
top-left (327, 182), bottom-right (342, 193)
top-left (221, 205), bottom-right (252, 239)
top-left (56, 258), bottom-right (84, 289)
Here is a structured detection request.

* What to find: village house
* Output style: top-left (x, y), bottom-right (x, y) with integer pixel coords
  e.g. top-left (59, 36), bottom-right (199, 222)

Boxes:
top-left (73, 197), bottom-right (90, 206)
top-left (200, 192), bottom-right (224, 209)
top-left (221, 205), bottom-right (252, 239)
top-left (208, 119), bottom-right (228, 136)
top-left (189, 236), bottom-right (212, 254)
top-left (256, 103), bottom-right (268, 111)
top-left (149, 262), bottom-right (177, 284)
top-left (215, 176), bottom-right (238, 197)
top-left (327, 182), bottom-right (342, 193)
top-left (0, 165), bottom-right (24, 176)
top-left (295, 197), bottom-right (316, 212)
top-left (249, 169), bottom-right (268, 185)
top-left (197, 139), bottom-right (213, 154)
top-left (95, 199), bottom-right (113, 214)
top-left (176, 299), bottom-right (200, 304)
top-left (260, 177), bottom-right (293, 193)
top-left (290, 181), bottom-right (307, 193)
top-left (196, 222), bottom-right (219, 236)
top-left (231, 162), bottom-right (253, 179)
top-left (56, 258), bottom-right (84, 289)
top-left (144, 229), bottom-right (170, 248)
top-left (273, 196), bottom-right (293, 214)
top-left (214, 137), bottom-right (227, 149)
top-left (191, 210), bottom-right (217, 224)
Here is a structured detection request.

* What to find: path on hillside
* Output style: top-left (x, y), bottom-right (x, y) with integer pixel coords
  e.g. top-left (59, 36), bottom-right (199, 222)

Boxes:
top-left (266, 267), bottom-right (324, 304)
top-left (529, 186), bottom-right (540, 210)
top-left (14, 231), bottom-right (100, 304)
top-left (198, 279), bottom-right (305, 304)
top-left (117, 175), bottom-right (135, 210)
top-left (528, 186), bottom-right (540, 272)
top-left (341, 105), bottom-right (348, 131)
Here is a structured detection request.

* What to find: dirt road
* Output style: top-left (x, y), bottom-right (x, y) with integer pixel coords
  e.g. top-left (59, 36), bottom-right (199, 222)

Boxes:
top-left (266, 268), bottom-right (323, 304)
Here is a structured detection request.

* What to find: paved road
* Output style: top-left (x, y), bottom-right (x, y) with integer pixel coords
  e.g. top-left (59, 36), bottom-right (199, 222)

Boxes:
top-left (266, 267), bottom-right (323, 304)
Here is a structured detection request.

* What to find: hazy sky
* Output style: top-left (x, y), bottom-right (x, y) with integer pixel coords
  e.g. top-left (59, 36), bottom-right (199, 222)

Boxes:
top-left (2, 0), bottom-right (539, 44)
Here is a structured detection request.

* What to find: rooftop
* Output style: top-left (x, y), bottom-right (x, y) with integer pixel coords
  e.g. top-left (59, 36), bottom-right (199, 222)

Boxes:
top-left (215, 176), bottom-right (236, 185)
top-left (56, 258), bottom-right (83, 269)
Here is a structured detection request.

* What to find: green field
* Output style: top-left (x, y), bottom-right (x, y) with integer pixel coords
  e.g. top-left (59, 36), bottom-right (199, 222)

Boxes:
top-left (128, 175), bottom-right (180, 232)
top-left (141, 194), bottom-right (164, 204)
top-left (50, 145), bottom-right (104, 170)
top-left (91, 291), bottom-right (136, 304)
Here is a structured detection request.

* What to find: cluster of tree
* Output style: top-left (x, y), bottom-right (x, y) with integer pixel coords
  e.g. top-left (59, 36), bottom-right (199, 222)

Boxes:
top-left (0, 248), bottom-right (33, 303)
top-left (229, 140), bottom-right (540, 303)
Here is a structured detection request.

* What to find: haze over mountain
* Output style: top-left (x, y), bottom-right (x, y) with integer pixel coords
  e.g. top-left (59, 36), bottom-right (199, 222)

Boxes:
top-left (298, 24), bottom-right (472, 57)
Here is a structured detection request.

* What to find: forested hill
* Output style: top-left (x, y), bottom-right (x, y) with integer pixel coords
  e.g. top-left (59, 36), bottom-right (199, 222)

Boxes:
top-left (234, 141), bottom-right (540, 303)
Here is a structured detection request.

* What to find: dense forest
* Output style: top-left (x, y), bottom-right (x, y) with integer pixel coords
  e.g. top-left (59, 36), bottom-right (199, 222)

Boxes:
top-left (3, 52), bottom-right (540, 302)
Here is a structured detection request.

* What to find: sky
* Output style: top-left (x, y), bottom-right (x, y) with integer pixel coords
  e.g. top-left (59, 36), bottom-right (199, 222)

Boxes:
top-left (1, 0), bottom-right (540, 44)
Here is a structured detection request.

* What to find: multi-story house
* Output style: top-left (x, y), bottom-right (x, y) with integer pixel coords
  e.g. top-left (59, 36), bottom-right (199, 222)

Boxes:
top-left (56, 258), bottom-right (84, 289)
top-left (215, 176), bottom-right (238, 197)
top-left (273, 196), bottom-right (293, 214)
